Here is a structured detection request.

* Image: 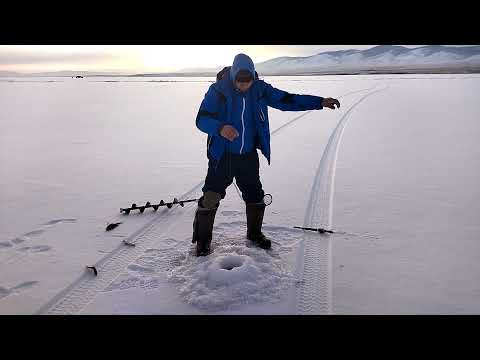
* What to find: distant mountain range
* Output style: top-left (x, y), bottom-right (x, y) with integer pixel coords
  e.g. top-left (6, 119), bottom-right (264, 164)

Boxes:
top-left (2, 46), bottom-right (480, 77)
top-left (131, 45), bottom-right (480, 76)
top-left (253, 45), bottom-right (480, 75)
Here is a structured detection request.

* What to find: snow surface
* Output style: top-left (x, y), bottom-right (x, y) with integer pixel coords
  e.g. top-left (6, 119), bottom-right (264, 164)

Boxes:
top-left (1, 74), bottom-right (479, 314)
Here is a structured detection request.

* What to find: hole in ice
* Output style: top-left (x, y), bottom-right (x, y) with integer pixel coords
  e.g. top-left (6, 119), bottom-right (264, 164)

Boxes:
top-left (219, 256), bottom-right (244, 271)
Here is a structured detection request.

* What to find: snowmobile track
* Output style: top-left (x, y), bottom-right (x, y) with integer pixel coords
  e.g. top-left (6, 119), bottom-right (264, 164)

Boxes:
top-left (296, 86), bottom-right (389, 314)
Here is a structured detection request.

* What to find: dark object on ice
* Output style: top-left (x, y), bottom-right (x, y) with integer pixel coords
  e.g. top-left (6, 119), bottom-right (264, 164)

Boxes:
top-left (192, 196), bottom-right (218, 256)
top-left (294, 226), bottom-right (334, 234)
top-left (86, 266), bottom-right (98, 276)
top-left (75, 75), bottom-right (84, 78)
top-left (106, 222), bottom-right (122, 231)
top-left (123, 240), bottom-right (135, 247)
top-left (120, 198), bottom-right (198, 215)
top-left (246, 202), bottom-right (271, 250)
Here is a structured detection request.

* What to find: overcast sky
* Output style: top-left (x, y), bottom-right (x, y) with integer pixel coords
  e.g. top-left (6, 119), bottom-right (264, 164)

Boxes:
top-left (0, 45), bottom-right (462, 73)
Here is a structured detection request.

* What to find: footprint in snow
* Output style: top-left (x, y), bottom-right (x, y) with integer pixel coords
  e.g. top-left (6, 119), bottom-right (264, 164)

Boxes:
top-left (11, 219), bottom-right (77, 246)
top-left (0, 281), bottom-right (39, 300)
top-left (42, 218), bottom-right (77, 226)
top-left (0, 241), bottom-right (13, 249)
top-left (9, 230), bottom-right (44, 245)
top-left (216, 221), bottom-right (246, 229)
top-left (220, 210), bottom-right (243, 217)
top-left (10, 281), bottom-right (39, 292)
top-left (155, 237), bottom-right (179, 249)
top-left (127, 264), bottom-right (155, 274)
top-left (0, 286), bottom-right (9, 299)
top-left (17, 245), bottom-right (52, 253)
top-left (7, 219), bottom-right (77, 251)
top-left (11, 237), bottom-right (27, 244)
top-left (23, 229), bottom-right (45, 237)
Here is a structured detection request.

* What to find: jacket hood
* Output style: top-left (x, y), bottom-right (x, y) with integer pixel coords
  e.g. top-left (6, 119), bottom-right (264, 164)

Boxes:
top-left (230, 53), bottom-right (256, 82)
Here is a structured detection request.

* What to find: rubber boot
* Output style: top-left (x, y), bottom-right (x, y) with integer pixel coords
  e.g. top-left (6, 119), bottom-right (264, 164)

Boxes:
top-left (192, 197), bottom-right (218, 256)
top-left (246, 202), bottom-right (271, 250)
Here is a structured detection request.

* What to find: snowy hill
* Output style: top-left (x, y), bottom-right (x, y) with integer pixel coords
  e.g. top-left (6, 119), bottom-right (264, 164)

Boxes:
top-left (132, 46), bottom-right (480, 76)
top-left (254, 45), bottom-right (480, 74)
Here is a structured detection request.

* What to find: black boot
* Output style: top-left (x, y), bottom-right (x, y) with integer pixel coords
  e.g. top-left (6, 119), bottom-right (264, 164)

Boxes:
top-left (192, 198), bottom-right (218, 256)
top-left (246, 202), bottom-right (271, 250)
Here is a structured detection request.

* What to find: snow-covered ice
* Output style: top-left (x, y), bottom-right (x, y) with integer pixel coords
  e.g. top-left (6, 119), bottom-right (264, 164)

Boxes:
top-left (1, 74), bottom-right (479, 314)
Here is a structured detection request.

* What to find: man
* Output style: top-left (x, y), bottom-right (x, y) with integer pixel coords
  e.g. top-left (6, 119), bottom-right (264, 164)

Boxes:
top-left (193, 53), bottom-right (340, 256)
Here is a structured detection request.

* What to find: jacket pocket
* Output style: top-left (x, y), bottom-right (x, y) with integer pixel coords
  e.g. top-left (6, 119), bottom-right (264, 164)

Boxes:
top-left (259, 108), bottom-right (266, 122)
top-left (258, 101), bottom-right (267, 123)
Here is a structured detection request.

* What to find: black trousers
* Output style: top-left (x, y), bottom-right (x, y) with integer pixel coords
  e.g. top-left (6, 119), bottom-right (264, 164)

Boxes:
top-left (201, 149), bottom-right (265, 204)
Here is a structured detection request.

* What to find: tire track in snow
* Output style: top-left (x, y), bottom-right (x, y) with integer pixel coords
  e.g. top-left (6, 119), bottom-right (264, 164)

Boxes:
top-left (305, 86), bottom-right (388, 229)
top-left (270, 86), bottom-right (376, 137)
top-left (296, 86), bottom-right (389, 315)
top-left (36, 86), bottom-right (378, 315)
top-left (35, 187), bottom-right (200, 315)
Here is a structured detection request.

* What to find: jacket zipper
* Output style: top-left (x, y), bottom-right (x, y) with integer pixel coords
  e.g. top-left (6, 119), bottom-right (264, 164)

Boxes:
top-left (207, 136), bottom-right (212, 151)
top-left (240, 97), bottom-right (246, 154)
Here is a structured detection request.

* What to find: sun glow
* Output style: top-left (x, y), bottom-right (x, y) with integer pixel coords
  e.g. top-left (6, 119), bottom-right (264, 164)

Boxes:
top-left (0, 45), bottom-right (431, 74)
top-left (0, 45), bottom-right (316, 73)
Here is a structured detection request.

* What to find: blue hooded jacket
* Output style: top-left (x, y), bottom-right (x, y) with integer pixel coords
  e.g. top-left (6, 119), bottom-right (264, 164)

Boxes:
top-left (196, 53), bottom-right (325, 167)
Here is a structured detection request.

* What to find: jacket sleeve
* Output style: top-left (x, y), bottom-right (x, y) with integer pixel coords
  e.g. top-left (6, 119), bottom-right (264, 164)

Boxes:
top-left (264, 82), bottom-right (324, 111)
top-left (195, 85), bottom-right (224, 137)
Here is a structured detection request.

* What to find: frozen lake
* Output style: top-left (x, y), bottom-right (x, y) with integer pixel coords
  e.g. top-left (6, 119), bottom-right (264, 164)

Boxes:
top-left (0, 74), bottom-right (479, 314)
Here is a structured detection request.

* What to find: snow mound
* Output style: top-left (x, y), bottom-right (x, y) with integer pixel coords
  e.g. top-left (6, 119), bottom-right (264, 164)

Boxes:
top-left (99, 222), bottom-right (303, 312)
top-left (167, 233), bottom-right (295, 312)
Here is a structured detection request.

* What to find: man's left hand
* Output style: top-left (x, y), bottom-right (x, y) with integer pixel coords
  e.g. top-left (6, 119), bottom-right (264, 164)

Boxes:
top-left (322, 98), bottom-right (340, 109)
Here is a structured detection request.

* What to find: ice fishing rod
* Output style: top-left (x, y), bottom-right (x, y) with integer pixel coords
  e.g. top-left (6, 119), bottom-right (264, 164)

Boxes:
top-left (293, 226), bottom-right (334, 234)
top-left (120, 197), bottom-right (199, 215)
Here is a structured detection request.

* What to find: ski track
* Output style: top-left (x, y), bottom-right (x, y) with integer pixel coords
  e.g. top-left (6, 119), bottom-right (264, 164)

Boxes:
top-left (35, 85), bottom-right (379, 315)
top-left (295, 86), bottom-right (389, 315)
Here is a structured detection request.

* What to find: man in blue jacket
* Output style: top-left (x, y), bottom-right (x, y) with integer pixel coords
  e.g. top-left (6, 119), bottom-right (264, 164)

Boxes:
top-left (193, 53), bottom-right (340, 256)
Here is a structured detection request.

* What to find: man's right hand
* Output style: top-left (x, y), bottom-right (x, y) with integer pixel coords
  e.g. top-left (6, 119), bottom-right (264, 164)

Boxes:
top-left (219, 125), bottom-right (240, 142)
top-left (322, 97), bottom-right (340, 109)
